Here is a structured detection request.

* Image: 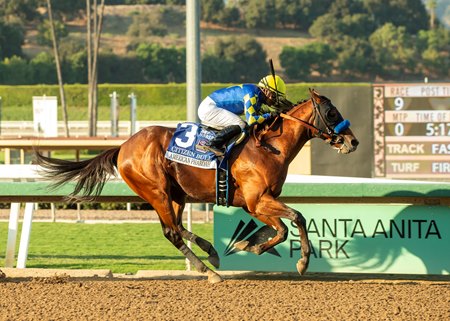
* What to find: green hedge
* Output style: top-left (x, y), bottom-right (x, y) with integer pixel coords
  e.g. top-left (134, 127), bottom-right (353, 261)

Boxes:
top-left (0, 83), bottom-right (363, 121)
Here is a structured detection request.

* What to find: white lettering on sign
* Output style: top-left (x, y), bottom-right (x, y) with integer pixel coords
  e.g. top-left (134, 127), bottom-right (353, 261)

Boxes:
top-left (416, 112), bottom-right (435, 122)
top-left (392, 112), bottom-right (408, 122)
top-left (384, 85), bottom-right (450, 97)
top-left (289, 218), bottom-right (442, 259)
top-left (290, 239), bottom-right (350, 259)
top-left (437, 112), bottom-right (449, 122)
top-left (391, 162), bottom-right (420, 172)
top-left (387, 144), bottom-right (425, 154)
top-left (431, 144), bottom-right (450, 154)
top-left (164, 151), bottom-right (216, 169)
top-left (421, 86), bottom-right (441, 96)
top-left (432, 162), bottom-right (450, 173)
top-left (290, 218), bottom-right (442, 239)
top-left (385, 111), bottom-right (450, 123)
top-left (388, 87), bottom-right (409, 97)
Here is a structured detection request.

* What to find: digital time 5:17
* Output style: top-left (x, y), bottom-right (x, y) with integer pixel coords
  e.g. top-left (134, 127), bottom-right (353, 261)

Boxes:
top-left (426, 123), bottom-right (450, 136)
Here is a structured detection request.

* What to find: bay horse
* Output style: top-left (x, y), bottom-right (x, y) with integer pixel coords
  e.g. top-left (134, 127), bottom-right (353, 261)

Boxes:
top-left (35, 89), bottom-right (358, 283)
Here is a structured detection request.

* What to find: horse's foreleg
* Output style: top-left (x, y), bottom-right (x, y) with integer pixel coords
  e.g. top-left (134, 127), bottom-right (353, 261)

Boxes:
top-left (249, 194), bottom-right (310, 275)
top-left (290, 210), bottom-right (310, 275)
top-left (234, 215), bottom-right (288, 255)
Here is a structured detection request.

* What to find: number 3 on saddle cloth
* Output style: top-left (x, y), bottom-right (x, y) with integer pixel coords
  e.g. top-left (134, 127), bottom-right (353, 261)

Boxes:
top-left (164, 122), bottom-right (246, 207)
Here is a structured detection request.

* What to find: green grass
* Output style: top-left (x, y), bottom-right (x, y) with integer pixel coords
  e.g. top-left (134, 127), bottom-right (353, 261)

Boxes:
top-left (1, 104), bottom-right (187, 121)
top-left (0, 222), bottom-right (214, 274)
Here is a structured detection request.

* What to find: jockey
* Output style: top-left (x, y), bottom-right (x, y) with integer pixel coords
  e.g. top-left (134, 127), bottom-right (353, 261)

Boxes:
top-left (198, 75), bottom-right (288, 156)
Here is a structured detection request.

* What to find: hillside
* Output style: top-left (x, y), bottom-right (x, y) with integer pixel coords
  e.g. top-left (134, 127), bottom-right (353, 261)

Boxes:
top-left (22, 4), bottom-right (314, 75)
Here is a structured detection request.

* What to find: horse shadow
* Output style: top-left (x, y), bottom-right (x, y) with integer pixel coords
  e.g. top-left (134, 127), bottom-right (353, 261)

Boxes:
top-left (341, 190), bottom-right (449, 275)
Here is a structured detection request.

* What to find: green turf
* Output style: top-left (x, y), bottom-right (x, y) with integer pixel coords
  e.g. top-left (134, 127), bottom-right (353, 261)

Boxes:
top-left (0, 222), bottom-right (214, 274)
top-left (0, 104), bottom-right (187, 121)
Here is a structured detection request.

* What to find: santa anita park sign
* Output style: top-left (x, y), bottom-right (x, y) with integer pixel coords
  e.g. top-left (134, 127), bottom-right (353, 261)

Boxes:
top-left (214, 204), bottom-right (449, 275)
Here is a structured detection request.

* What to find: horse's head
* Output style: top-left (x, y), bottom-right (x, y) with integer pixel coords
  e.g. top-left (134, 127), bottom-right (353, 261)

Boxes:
top-left (281, 89), bottom-right (358, 154)
top-left (308, 89), bottom-right (359, 154)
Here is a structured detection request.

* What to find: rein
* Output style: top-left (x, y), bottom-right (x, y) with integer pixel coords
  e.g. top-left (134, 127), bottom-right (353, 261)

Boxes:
top-left (279, 112), bottom-right (333, 142)
top-left (254, 96), bottom-right (350, 148)
top-left (254, 98), bottom-right (334, 147)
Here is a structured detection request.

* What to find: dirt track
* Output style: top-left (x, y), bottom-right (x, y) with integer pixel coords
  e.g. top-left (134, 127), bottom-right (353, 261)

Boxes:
top-left (0, 210), bottom-right (448, 320)
top-left (0, 272), bottom-right (448, 321)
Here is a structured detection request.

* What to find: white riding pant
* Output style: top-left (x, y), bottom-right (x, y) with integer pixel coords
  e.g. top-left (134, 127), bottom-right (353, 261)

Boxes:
top-left (198, 96), bottom-right (246, 130)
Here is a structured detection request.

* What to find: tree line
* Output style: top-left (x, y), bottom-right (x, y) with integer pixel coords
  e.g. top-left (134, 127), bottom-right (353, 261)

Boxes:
top-left (0, 0), bottom-right (448, 85)
top-left (0, 36), bottom-right (267, 84)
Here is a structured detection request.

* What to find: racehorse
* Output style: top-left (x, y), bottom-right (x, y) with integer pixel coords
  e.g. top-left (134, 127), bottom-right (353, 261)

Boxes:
top-left (35, 89), bottom-right (359, 283)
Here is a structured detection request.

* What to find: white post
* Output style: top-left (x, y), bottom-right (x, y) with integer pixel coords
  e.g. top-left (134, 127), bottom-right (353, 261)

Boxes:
top-left (185, 203), bottom-right (193, 271)
top-left (186, 0), bottom-right (200, 273)
top-left (110, 91), bottom-right (119, 137)
top-left (128, 92), bottom-right (137, 135)
top-left (5, 203), bottom-right (21, 268)
top-left (186, 0), bottom-right (201, 123)
top-left (77, 203), bottom-right (81, 222)
top-left (205, 203), bottom-right (210, 223)
top-left (51, 203), bottom-right (56, 222)
top-left (17, 203), bottom-right (34, 268)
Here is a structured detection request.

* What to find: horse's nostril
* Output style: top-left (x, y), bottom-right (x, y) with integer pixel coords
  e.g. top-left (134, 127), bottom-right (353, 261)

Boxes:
top-left (351, 139), bottom-right (359, 147)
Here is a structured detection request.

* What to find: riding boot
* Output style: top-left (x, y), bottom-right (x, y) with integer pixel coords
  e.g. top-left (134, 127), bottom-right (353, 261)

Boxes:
top-left (206, 125), bottom-right (242, 156)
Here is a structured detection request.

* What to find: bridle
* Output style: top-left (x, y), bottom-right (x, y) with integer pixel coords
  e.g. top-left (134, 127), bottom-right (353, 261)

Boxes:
top-left (255, 96), bottom-right (350, 147)
top-left (280, 96), bottom-right (350, 145)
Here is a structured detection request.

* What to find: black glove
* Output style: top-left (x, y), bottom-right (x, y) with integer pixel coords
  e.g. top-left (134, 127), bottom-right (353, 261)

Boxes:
top-left (280, 97), bottom-right (295, 110)
top-left (275, 96), bottom-right (294, 110)
top-left (270, 111), bottom-right (279, 118)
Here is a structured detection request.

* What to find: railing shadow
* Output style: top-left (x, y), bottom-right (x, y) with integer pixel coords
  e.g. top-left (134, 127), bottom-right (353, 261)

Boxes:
top-left (339, 190), bottom-right (449, 275)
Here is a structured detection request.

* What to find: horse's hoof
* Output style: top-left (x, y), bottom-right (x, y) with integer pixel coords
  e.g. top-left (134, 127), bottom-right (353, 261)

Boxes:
top-left (296, 259), bottom-right (308, 275)
top-left (207, 270), bottom-right (223, 284)
top-left (208, 255), bottom-right (220, 269)
top-left (234, 240), bottom-right (249, 251)
top-left (250, 245), bottom-right (263, 255)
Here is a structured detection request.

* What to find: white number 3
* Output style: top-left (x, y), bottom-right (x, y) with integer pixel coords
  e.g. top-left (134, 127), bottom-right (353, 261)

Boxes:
top-left (175, 123), bottom-right (198, 148)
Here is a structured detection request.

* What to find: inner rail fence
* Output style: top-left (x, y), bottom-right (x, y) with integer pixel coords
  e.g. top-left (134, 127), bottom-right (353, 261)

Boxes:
top-left (1, 164), bottom-right (449, 275)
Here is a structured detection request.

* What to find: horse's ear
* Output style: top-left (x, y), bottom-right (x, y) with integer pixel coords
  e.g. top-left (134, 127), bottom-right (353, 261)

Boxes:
top-left (309, 88), bottom-right (319, 99)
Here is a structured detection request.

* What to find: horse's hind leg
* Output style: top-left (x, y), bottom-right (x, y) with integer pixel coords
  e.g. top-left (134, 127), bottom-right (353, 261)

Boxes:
top-left (120, 170), bottom-right (223, 283)
top-left (171, 198), bottom-right (220, 268)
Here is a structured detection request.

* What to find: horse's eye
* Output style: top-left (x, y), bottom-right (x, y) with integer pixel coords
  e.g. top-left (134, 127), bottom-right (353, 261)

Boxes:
top-left (326, 108), bottom-right (338, 122)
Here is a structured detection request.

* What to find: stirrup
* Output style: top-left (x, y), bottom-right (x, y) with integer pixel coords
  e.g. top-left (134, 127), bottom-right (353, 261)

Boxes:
top-left (204, 145), bottom-right (225, 156)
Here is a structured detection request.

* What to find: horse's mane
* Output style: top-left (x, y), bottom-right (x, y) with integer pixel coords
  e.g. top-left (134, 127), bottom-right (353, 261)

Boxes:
top-left (251, 98), bottom-right (310, 136)
top-left (296, 98), bottom-right (309, 105)
top-left (248, 100), bottom-right (303, 144)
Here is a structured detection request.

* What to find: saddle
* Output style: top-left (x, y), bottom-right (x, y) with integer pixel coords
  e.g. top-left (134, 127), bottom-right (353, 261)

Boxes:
top-left (164, 122), bottom-right (246, 206)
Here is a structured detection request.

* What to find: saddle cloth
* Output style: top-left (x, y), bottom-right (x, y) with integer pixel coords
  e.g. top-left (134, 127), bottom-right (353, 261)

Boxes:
top-left (165, 122), bottom-right (246, 206)
top-left (165, 122), bottom-right (219, 169)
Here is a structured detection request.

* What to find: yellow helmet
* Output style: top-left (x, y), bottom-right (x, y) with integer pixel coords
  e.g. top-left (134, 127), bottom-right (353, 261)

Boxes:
top-left (258, 75), bottom-right (286, 96)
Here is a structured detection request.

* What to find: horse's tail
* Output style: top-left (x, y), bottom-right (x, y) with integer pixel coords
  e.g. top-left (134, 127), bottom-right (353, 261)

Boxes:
top-left (34, 147), bottom-right (120, 202)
